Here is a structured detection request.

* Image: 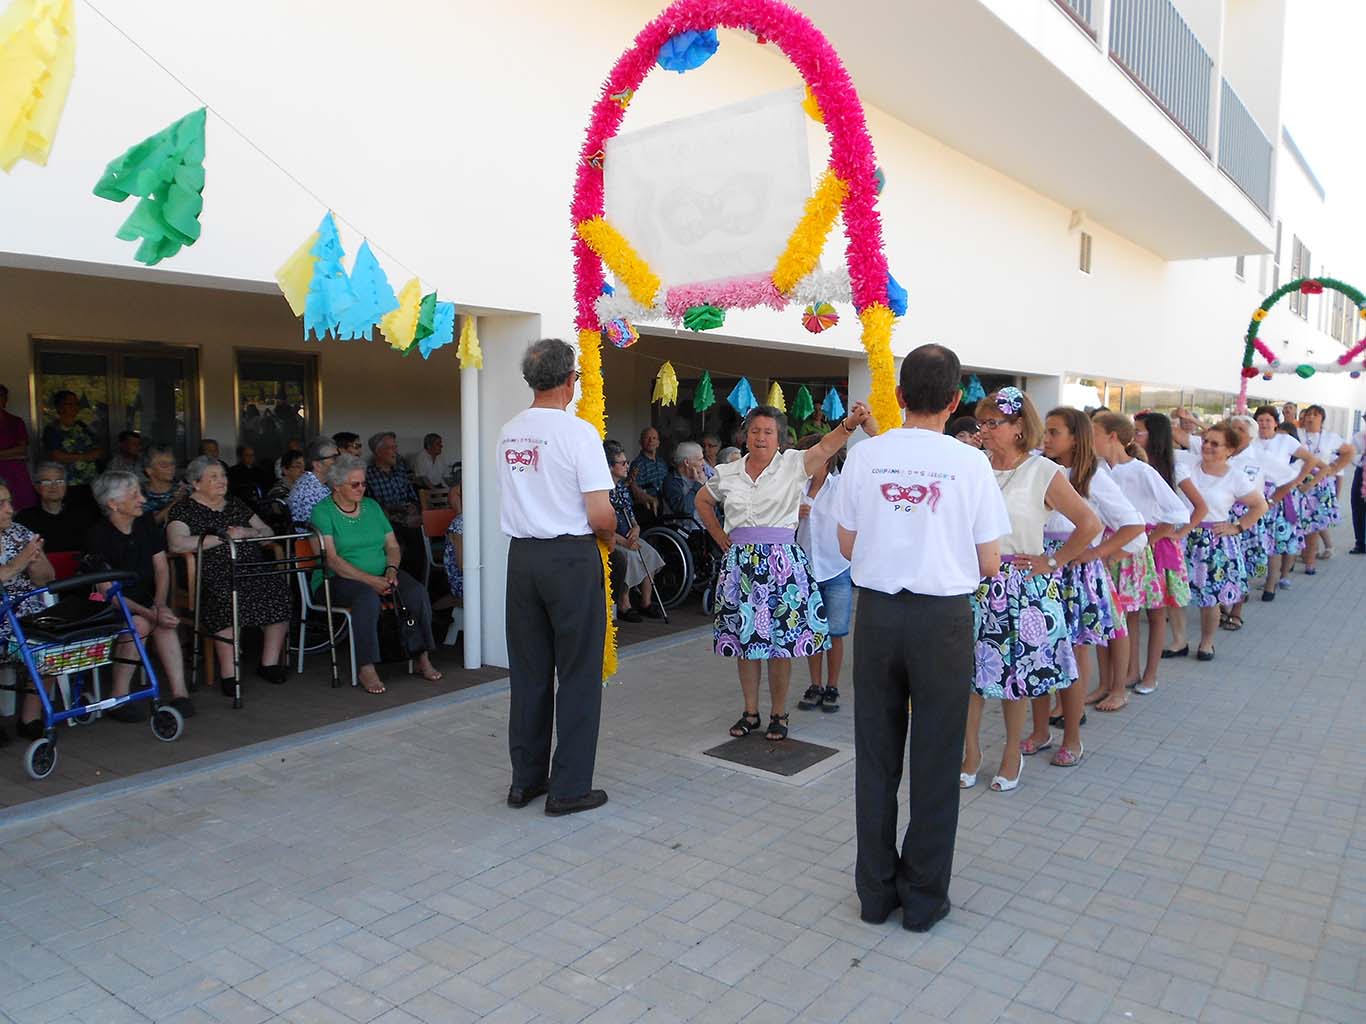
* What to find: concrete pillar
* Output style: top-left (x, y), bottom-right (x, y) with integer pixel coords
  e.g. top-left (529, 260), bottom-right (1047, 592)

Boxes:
top-left (1025, 373), bottom-right (1066, 414)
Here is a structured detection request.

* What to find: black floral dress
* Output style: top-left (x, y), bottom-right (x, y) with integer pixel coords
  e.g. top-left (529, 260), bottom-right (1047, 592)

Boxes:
top-left (168, 497), bottom-right (290, 632)
top-left (0, 522), bottom-right (47, 647)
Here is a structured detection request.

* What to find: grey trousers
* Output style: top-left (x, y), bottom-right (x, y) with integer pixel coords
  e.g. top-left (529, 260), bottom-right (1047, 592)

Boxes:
top-left (853, 588), bottom-right (974, 926)
top-left (329, 570), bottom-right (434, 666)
top-left (506, 535), bottom-right (606, 799)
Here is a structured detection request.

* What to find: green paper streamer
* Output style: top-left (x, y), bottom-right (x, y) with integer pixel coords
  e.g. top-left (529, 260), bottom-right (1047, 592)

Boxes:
top-left (693, 370), bottom-right (715, 413)
top-left (683, 304), bottom-right (725, 331)
top-left (1295, 364), bottom-right (1316, 379)
top-left (413, 292), bottom-right (438, 343)
top-left (790, 385), bottom-right (815, 424)
top-left (93, 108), bottom-right (207, 267)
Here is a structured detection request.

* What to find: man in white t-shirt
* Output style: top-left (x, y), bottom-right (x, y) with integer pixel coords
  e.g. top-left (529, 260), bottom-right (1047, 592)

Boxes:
top-left (497, 339), bottom-right (618, 817)
top-left (1350, 424), bottom-right (1366, 554)
top-left (834, 344), bottom-right (1010, 934)
top-left (412, 433), bottom-right (452, 489)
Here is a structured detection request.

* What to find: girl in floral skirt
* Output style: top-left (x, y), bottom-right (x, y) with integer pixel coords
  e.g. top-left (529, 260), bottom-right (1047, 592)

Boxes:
top-left (1251, 405), bottom-right (1322, 599)
top-left (962, 389), bottom-right (1101, 793)
top-left (1022, 407), bottom-right (1144, 765)
top-left (1093, 413), bottom-right (1205, 700)
top-left (1298, 405), bottom-right (1357, 572)
top-left (1183, 423), bottom-right (1268, 662)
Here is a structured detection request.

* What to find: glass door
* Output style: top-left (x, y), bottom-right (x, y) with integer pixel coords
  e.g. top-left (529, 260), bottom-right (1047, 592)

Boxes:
top-left (34, 349), bottom-right (113, 464)
top-left (121, 353), bottom-right (194, 464)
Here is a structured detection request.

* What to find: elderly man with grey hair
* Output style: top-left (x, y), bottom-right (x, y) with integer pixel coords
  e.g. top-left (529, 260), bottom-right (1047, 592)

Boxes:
top-left (662, 440), bottom-right (707, 531)
top-left (289, 437), bottom-right (339, 526)
top-left (498, 338), bottom-right (618, 816)
top-left (365, 430), bottom-right (424, 576)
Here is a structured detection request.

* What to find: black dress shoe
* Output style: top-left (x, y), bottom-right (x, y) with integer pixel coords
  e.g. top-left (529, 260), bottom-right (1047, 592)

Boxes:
top-left (506, 782), bottom-right (548, 808)
top-left (619, 608), bottom-right (643, 623)
top-left (903, 899), bottom-right (951, 933)
top-left (1350, 546), bottom-right (1366, 555)
top-left (1196, 649), bottom-right (1215, 662)
top-left (545, 790), bottom-right (608, 816)
top-left (219, 677), bottom-right (240, 697)
top-left (859, 898), bottom-right (899, 924)
top-left (1160, 646), bottom-right (1189, 659)
top-left (641, 603), bottom-right (664, 619)
top-left (256, 664), bottom-right (289, 685)
top-left (169, 697), bottom-right (196, 719)
top-left (16, 719), bottom-right (43, 740)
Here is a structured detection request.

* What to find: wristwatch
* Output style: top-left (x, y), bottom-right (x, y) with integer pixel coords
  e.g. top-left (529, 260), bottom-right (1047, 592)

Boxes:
top-left (1046, 555), bottom-right (1058, 570)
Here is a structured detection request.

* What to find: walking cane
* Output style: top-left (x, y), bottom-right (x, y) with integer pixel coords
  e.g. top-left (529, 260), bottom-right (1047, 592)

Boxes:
top-left (634, 546), bottom-right (670, 624)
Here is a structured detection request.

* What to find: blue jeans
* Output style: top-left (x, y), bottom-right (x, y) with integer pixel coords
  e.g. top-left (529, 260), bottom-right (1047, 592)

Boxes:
top-left (818, 569), bottom-right (853, 638)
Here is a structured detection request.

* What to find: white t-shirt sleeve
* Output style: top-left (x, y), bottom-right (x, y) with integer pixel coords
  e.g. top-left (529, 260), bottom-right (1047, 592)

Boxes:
top-left (833, 446), bottom-right (862, 533)
top-left (971, 458), bottom-right (1012, 544)
top-left (1090, 469), bottom-right (1143, 531)
top-left (573, 422), bottom-right (613, 493)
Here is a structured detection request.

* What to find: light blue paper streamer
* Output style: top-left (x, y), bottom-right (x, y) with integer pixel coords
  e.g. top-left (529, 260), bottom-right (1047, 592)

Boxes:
top-left (337, 240), bottom-right (399, 341)
top-left (727, 377), bottom-right (758, 416)
top-left (887, 273), bottom-right (908, 318)
top-left (822, 388), bottom-right (845, 423)
top-left (419, 301), bottom-right (457, 359)
top-left (304, 212), bottom-right (357, 340)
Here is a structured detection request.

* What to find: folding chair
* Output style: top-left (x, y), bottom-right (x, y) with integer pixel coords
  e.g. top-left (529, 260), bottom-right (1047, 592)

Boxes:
top-left (292, 535), bottom-right (357, 688)
top-left (422, 508), bottom-right (458, 578)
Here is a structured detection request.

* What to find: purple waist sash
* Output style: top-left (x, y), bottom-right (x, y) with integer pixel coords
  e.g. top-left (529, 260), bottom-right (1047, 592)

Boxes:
top-left (1281, 492), bottom-right (1300, 524)
top-left (729, 527), bottom-right (796, 545)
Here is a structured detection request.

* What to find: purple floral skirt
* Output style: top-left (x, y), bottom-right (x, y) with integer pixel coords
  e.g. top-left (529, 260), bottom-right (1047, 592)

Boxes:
top-left (1184, 526), bottom-right (1248, 607)
top-left (971, 561), bottom-right (1077, 700)
top-left (1301, 478), bottom-right (1340, 533)
top-left (1044, 535), bottom-right (1124, 646)
top-left (1264, 481), bottom-right (1305, 556)
top-left (714, 530), bottom-right (830, 660)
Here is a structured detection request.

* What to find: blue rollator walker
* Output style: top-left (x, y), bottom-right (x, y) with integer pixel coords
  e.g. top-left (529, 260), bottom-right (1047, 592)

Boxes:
top-left (1, 570), bottom-right (185, 781)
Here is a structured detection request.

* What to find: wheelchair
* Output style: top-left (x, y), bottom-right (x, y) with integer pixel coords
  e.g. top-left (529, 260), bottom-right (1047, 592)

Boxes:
top-left (640, 514), bottom-right (722, 612)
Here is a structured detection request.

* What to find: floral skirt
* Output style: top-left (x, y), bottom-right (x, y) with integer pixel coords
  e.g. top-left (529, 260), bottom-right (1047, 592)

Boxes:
top-left (1264, 481), bottom-right (1305, 556)
top-left (1232, 501), bottom-right (1269, 580)
top-left (714, 540), bottom-right (830, 659)
top-left (1112, 531), bottom-right (1190, 611)
top-left (1044, 536), bottom-right (1124, 646)
top-left (1302, 478), bottom-right (1340, 533)
top-left (972, 561), bottom-right (1077, 700)
top-left (1184, 526), bottom-right (1248, 608)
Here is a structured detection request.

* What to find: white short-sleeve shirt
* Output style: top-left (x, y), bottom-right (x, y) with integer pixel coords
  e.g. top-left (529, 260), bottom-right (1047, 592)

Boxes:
top-left (1302, 431), bottom-right (1349, 476)
top-left (833, 429), bottom-right (1010, 597)
top-left (796, 472), bottom-right (849, 583)
top-left (1108, 459), bottom-right (1190, 527)
top-left (1253, 433), bottom-right (1302, 487)
top-left (497, 408), bottom-right (613, 539)
top-left (1186, 463), bottom-right (1260, 522)
top-left (995, 454), bottom-right (1063, 556)
top-left (704, 447), bottom-right (812, 532)
top-left (1046, 463), bottom-right (1145, 552)
top-left (1229, 448), bottom-right (1266, 494)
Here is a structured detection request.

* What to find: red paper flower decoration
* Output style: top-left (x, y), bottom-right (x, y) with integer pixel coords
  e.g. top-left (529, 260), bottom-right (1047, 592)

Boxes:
top-left (1300, 279), bottom-right (1324, 295)
top-left (1240, 367), bottom-right (1259, 379)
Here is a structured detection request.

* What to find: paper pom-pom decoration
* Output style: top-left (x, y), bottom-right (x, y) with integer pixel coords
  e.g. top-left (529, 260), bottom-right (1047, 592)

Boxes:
top-left (381, 278), bottom-right (423, 351)
top-left (874, 167), bottom-right (886, 195)
top-left (802, 85), bottom-right (823, 123)
top-left (657, 29), bottom-right (718, 72)
top-left (1352, 371), bottom-right (1362, 379)
top-left (456, 314), bottom-right (483, 370)
top-left (337, 240), bottom-right (398, 341)
top-left (0, 0), bottom-right (77, 172)
top-left (1295, 364), bottom-right (1316, 379)
top-left (1241, 367), bottom-right (1259, 379)
top-left (603, 317), bottom-right (639, 348)
top-left (692, 370), bottom-right (715, 413)
top-left (1359, 308), bottom-right (1366, 320)
top-left (1262, 374), bottom-right (1273, 381)
top-left (767, 381), bottom-right (786, 412)
top-left (652, 361), bottom-right (679, 406)
top-left (1300, 279), bottom-right (1324, 295)
top-left (92, 107), bottom-right (207, 266)
top-left (683, 304), bottom-right (725, 331)
top-left (601, 281), bottom-right (615, 296)
top-left (727, 377), bottom-right (758, 416)
top-left (790, 385), bottom-right (815, 424)
top-left (822, 388), bottom-right (845, 423)
top-left (1252, 308), bottom-right (1268, 322)
top-left (886, 273), bottom-right (908, 317)
top-left (803, 302), bottom-right (839, 333)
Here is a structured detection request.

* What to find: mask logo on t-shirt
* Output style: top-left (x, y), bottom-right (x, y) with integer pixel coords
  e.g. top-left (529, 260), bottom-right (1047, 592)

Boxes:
top-left (504, 447), bottom-right (540, 472)
top-left (880, 481), bottom-right (942, 512)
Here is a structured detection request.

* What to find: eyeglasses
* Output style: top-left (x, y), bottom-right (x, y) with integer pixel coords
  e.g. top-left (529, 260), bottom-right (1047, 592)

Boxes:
top-left (611, 459), bottom-right (628, 466)
top-left (979, 418), bottom-right (1008, 430)
top-left (343, 480), bottom-right (366, 489)
top-left (1202, 440), bottom-right (1226, 449)
top-left (320, 452), bottom-right (338, 461)
top-left (36, 479), bottom-right (65, 487)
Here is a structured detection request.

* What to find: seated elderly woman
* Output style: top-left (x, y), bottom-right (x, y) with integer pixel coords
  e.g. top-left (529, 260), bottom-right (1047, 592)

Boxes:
top-left (17, 461), bottom-right (95, 554)
top-left (1, 480), bottom-right (58, 741)
top-left (605, 441), bottom-right (665, 621)
top-left (167, 456), bottom-right (292, 695)
top-left (89, 471), bottom-right (194, 721)
top-left (140, 444), bottom-right (189, 526)
top-left (442, 468), bottom-right (464, 608)
top-left (310, 454), bottom-right (442, 693)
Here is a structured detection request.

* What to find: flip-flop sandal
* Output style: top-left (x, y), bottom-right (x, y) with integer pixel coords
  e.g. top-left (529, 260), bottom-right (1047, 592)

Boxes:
top-left (1225, 617), bottom-right (1243, 631)
top-left (1020, 734), bottom-right (1053, 756)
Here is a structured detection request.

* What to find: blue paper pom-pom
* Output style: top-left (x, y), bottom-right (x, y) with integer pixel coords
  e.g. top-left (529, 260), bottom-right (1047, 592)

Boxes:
top-left (658, 29), bottom-right (719, 73)
top-left (874, 167), bottom-right (886, 195)
top-left (601, 281), bottom-right (615, 296)
top-left (887, 273), bottom-right (908, 317)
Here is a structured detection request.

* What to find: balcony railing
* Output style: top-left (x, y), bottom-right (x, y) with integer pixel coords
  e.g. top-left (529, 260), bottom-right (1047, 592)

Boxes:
top-left (1218, 79), bottom-right (1273, 215)
top-left (1051, 0), bottom-right (1097, 36)
top-left (1109, 0), bottom-right (1214, 152)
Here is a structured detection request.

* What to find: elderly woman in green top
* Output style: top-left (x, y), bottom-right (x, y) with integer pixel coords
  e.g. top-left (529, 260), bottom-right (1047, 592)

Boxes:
top-left (310, 454), bottom-right (440, 694)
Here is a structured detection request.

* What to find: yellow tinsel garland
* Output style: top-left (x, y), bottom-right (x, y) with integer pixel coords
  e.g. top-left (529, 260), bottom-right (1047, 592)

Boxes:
top-left (772, 170), bottom-right (849, 295)
top-left (576, 217), bottom-right (662, 308)
top-left (859, 304), bottom-right (900, 435)
top-left (576, 327), bottom-right (617, 680)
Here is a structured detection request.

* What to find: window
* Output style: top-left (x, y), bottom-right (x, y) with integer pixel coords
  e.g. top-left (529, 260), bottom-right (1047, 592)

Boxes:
top-left (1234, 255), bottom-right (1245, 280)
top-left (1272, 220), bottom-right (1282, 290)
top-left (1288, 236), bottom-right (1309, 318)
top-left (33, 340), bottom-right (199, 464)
top-left (235, 352), bottom-right (318, 464)
top-left (1079, 232), bottom-right (1093, 274)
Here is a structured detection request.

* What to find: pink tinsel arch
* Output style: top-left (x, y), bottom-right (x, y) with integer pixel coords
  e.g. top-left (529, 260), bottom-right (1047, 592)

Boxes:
top-left (570, 0), bottom-right (890, 337)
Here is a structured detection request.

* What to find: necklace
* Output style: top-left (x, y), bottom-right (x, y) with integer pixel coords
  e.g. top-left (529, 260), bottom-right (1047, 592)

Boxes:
top-left (333, 496), bottom-right (360, 514)
top-left (992, 453), bottom-right (1030, 493)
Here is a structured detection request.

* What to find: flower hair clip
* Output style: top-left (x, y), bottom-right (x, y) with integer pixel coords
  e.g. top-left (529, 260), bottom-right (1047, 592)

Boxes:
top-left (995, 386), bottom-right (1024, 417)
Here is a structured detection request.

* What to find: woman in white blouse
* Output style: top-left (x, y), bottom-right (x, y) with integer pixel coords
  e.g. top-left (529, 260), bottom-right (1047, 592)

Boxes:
top-left (1220, 416), bottom-right (1271, 631)
top-left (696, 402), bottom-right (872, 742)
top-left (963, 389), bottom-right (1100, 793)
top-left (1182, 423), bottom-right (1268, 661)
top-left (1023, 407), bottom-right (1143, 765)
top-left (1251, 405), bottom-right (1323, 598)
top-left (1297, 404), bottom-right (1356, 569)
top-left (1093, 413), bottom-right (1206, 698)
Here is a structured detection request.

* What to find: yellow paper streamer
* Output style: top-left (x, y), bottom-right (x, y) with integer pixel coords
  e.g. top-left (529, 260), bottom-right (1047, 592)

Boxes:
top-left (576, 217), bottom-right (662, 308)
top-left (0, 0), bottom-right (76, 172)
top-left (576, 326), bottom-right (616, 680)
top-left (859, 304), bottom-right (899, 435)
top-left (381, 278), bottom-right (423, 351)
top-left (802, 85), bottom-right (824, 123)
top-left (772, 170), bottom-right (850, 295)
top-left (767, 380), bottom-right (786, 412)
top-left (456, 314), bottom-right (483, 369)
top-left (652, 361), bottom-right (679, 406)
top-left (274, 230), bottom-right (319, 317)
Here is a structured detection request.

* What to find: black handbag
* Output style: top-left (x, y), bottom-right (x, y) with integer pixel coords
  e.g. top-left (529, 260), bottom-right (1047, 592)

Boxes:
top-left (377, 585), bottom-right (424, 663)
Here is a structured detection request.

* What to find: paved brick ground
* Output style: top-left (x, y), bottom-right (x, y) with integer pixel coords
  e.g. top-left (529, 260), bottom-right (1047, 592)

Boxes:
top-left (0, 530), bottom-right (1363, 1023)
